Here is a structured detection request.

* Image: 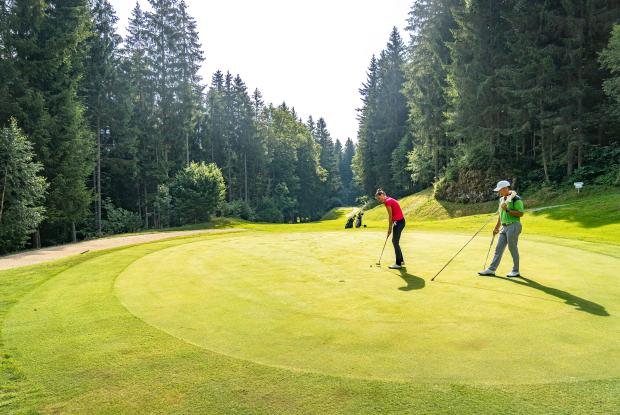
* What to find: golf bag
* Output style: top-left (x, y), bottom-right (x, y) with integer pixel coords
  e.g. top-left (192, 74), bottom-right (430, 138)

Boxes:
top-left (355, 212), bottom-right (363, 228)
top-left (345, 216), bottom-right (354, 229)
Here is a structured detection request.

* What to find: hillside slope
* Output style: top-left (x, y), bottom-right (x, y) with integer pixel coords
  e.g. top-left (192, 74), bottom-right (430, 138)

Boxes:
top-left (361, 187), bottom-right (620, 245)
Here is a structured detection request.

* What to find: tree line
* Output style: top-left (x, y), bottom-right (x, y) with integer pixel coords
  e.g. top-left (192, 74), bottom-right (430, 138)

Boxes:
top-left (0, 0), bottom-right (358, 253)
top-left (354, 0), bottom-right (620, 203)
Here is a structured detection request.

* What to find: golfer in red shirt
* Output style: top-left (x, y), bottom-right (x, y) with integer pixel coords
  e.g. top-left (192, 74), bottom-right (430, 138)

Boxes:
top-left (375, 188), bottom-right (405, 269)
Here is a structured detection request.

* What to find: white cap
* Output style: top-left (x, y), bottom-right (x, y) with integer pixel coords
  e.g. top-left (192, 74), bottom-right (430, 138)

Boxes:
top-left (493, 180), bottom-right (510, 192)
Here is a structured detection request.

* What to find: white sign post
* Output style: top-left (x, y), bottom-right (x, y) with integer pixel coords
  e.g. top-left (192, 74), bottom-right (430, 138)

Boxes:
top-left (574, 182), bottom-right (584, 194)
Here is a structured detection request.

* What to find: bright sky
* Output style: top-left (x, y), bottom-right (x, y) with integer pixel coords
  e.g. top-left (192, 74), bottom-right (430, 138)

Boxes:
top-left (110, 0), bottom-right (412, 143)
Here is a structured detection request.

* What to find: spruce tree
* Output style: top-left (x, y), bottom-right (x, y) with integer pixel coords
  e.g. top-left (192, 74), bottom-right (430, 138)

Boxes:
top-left (171, 0), bottom-right (204, 168)
top-left (315, 117), bottom-right (342, 204)
top-left (9, 0), bottom-right (94, 243)
top-left (125, 1), bottom-right (161, 227)
top-left (82, 0), bottom-right (129, 234)
top-left (352, 55), bottom-right (379, 195)
top-left (339, 138), bottom-right (357, 205)
top-left (403, 0), bottom-right (460, 188)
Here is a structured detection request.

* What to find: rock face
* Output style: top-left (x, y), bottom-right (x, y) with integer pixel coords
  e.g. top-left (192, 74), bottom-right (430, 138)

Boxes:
top-left (434, 170), bottom-right (514, 203)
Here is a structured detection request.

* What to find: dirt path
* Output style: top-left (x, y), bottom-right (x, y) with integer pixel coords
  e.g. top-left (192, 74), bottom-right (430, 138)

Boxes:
top-left (0, 229), bottom-right (243, 271)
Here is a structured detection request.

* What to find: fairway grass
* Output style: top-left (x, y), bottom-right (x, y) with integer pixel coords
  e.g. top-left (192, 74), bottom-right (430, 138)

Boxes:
top-left (1, 194), bottom-right (619, 413)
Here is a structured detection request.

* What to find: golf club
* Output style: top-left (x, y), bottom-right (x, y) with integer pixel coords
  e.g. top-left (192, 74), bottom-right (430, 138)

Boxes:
top-left (483, 233), bottom-right (496, 270)
top-left (375, 234), bottom-right (390, 267)
top-left (431, 214), bottom-right (497, 281)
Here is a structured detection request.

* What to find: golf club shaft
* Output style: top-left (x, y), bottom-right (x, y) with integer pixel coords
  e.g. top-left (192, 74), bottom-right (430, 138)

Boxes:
top-left (377, 234), bottom-right (389, 265)
top-left (483, 233), bottom-right (496, 270)
top-left (431, 214), bottom-right (497, 281)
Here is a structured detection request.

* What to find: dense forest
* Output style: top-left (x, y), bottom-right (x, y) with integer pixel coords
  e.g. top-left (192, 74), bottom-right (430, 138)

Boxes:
top-left (354, 0), bottom-right (620, 203)
top-left (2, 0), bottom-right (620, 254)
top-left (0, 0), bottom-right (357, 252)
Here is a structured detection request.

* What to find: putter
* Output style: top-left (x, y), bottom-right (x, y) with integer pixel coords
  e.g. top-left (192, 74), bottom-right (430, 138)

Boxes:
top-left (431, 213), bottom-right (497, 281)
top-left (375, 234), bottom-right (390, 267)
top-left (483, 233), bottom-right (496, 270)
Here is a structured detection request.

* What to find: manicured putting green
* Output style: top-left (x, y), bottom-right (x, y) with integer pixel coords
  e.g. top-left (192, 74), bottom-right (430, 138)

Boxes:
top-left (115, 231), bottom-right (619, 384)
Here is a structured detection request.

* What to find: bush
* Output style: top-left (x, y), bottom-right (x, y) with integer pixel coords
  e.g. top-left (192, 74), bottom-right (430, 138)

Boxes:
top-left (0, 121), bottom-right (47, 254)
top-left (255, 197), bottom-right (284, 223)
top-left (223, 199), bottom-right (255, 221)
top-left (567, 144), bottom-right (620, 187)
top-left (170, 162), bottom-right (226, 225)
top-left (102, 198), bottom-right (142, 234)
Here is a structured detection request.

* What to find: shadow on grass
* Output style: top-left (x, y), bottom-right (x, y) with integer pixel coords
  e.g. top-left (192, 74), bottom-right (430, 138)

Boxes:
top-left (489, 275), bottom-right (609, 317)
top-left (396, 269), bottom-right (425, 291)
top-left (528, 191), bottom-right (620, 229)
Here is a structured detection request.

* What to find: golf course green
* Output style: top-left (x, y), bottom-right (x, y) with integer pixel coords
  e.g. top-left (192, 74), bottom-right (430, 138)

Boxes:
top-left (1, 189), bottom-right (619, 413)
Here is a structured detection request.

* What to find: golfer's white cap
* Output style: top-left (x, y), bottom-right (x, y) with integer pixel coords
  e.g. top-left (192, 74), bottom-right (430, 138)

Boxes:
top-left (493, 180), bottom-right (511, 192)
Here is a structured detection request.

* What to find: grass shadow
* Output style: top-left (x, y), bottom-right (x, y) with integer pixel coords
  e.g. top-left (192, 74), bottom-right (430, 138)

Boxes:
top-left (528, 190), bottom-right (620, 229)
top-left (396, 269), bottom-right (426, 291)
top-left (489, 275), bottom-right (609, 316)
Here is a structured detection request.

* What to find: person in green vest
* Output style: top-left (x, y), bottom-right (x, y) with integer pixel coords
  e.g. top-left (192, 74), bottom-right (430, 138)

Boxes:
top-left (479, 180), bottom-right (524, 278)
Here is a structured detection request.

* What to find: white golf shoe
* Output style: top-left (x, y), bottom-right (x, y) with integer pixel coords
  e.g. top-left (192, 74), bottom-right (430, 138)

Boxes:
top-left (506, 271), bottom-right (521, 278)
top-left (478, 269), bottom-right (496, 276)
top-left (388, 264), bottom-right (402, 269)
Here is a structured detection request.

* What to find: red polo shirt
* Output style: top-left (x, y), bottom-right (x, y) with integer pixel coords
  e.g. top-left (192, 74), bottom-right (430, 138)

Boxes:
top-left (385, 197), bottom-right (404, 221)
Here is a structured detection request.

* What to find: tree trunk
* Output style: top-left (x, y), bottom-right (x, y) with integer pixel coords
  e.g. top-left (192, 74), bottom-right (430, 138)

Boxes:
top-left (0, 164), bottom-right (8, 224)
top-left (541, 136), bottom-right (550, 184)
top-left (577, 91), bottom-right (584, 170)
top-left (144, 183), bottom-right (149, 229)
top-left (566, 141), bottom-right (575, 178)
top-left (136, 181), bottom-right (142, 224)
top-left (33, 229), bottom-right (41, 249)
top-left (244, 152), bottom-right (248, 203)
top-left (72, 222), bottom-right (77, 243)
top-left (96, 111), bottom-right (102, 236)
top-left (540, 99), bottom-right (550, 183)
top-left (186, 131), bottom-right (190, 167)
top-left (227, 155), bottom-right (232, 203)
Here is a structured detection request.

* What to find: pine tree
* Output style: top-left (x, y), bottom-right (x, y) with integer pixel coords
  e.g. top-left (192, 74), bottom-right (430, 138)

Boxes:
top-left (125, 1), bottom-right (162, 227)
top-left (9, 0), bottom-right (94, 243)
top-left (0, 0), bottom-right (16, 123)
top-left (403, 0), bottom-right (460, 188)
top-left (339, 138), bottom-right (357, 204)
top-left (315, 117), bottom-right (342, 205)
top-left (82, 0), bottom-right (127, 235)
top-left (231, 74), bottom-right (258, 203)
top-left (252, 88), bottom-right (264, 118)
top-left (171, 0), bottom-right (204, 168)
top-left (352, 55), bottom-right (379, 195)
top-left (353, 28), bottom-right (408, 196)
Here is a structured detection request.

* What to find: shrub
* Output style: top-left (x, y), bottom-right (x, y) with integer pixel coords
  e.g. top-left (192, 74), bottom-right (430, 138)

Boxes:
top-left (170, 162), bottom-right (226, 224)
top-left (223, 199), bottom-right (255, 221)
top-left (255, 197), bottom-right (284, 223)
top-left (102, 198), bottom-right (142, 234)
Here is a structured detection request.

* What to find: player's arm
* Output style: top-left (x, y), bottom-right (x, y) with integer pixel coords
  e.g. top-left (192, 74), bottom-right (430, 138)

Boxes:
top-left (385, 204), bottom-right (393, 235)
top-left (508, 200), bottom-right (524, 217)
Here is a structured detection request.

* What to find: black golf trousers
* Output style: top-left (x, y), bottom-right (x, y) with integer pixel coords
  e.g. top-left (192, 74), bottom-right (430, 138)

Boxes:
top-left (392, 219), bottom-right (405, 265)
